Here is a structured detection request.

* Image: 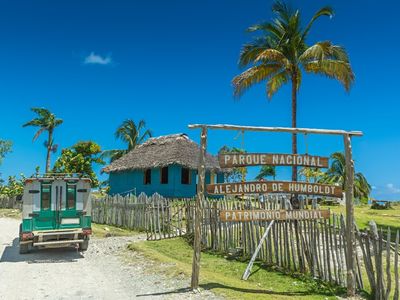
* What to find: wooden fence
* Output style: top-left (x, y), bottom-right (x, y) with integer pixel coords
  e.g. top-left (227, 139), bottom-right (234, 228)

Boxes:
top-left (92, 193), bottom-right (398, 298)
top-left (0, 196), bottom-right (22, 209)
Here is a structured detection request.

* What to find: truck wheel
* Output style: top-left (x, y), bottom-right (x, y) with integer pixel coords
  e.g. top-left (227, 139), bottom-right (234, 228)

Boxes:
top-left (19, 243), bottom-right (29, 254)
top-left (79, 238), bottom-right (89, 251)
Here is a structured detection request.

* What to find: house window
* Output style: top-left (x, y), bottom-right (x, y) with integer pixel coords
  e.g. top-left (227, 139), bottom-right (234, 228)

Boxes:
top-left (160, 167), bottom-right (168, 184)
top-left (41, 184), bottom-right (51, 211)
top-left (181, 167), bottom-right (191, 185)
top-left (144, 169), bottom-right (151, 185)
top-left (66, 184), bottom-right (76, 210)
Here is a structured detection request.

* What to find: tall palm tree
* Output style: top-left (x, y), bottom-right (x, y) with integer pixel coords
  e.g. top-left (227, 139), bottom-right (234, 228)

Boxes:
top-left (232, 1), bottom-right (354, 183)
top-left (101, 119), bottom-right (152, 162)
top-left (319, 152), bottom-right (371, 201)
top-left (255, 165), bottom-right (276, 180)
top-left (23, 107), bottom-right (63, 173)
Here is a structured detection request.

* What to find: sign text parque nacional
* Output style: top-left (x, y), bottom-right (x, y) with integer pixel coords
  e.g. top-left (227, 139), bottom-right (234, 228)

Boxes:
top-left (207, 181), bottom-right (343, 198)
top-left (219, 153), bottom-right (329, 168)
top-left (220, 209), bottom-right (330, 222)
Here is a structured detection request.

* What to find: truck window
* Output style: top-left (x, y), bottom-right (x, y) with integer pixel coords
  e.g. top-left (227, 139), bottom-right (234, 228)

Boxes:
top-left (41, 184), bottom-right (51, 210)
top-left (66, 184), bottom-right (76, 210)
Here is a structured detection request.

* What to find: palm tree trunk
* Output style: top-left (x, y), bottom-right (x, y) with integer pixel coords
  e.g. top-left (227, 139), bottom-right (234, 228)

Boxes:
top-left (45, 129), bottom-right (53, 174)
top-left (291, 73), bottom-right (298, 181)
top-left (291, 72), bottom-right (299, 208)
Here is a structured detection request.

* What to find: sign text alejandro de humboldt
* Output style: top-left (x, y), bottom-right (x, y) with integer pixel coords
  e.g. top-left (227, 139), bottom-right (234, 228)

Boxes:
top-left (207, 181), bottom-right (343, 198)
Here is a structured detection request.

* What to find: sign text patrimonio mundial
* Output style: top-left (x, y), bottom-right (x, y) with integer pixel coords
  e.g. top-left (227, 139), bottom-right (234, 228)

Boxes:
top-left (219, 153), bottom-right (329, 168)
top-left (206, 181), bottom-right (343, 198)
top-left (220, 209), bottom-right (330, 222)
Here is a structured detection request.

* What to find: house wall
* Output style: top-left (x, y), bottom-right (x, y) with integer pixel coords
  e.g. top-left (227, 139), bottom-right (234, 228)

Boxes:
top-left (108, 164), bottom-right (224, 198)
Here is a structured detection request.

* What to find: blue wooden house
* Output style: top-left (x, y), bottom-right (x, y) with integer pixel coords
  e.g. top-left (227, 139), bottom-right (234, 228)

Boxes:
top-left (102, 134), bottom-right (225, 198)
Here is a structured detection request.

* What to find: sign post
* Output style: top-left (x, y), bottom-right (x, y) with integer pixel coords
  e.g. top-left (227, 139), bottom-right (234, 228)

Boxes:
top-left (190, 127), bottom-right (207, 290)
top-left (189, 124), bottom-right (362, 296)
top-left (344, 133), bottom-right (356, 295)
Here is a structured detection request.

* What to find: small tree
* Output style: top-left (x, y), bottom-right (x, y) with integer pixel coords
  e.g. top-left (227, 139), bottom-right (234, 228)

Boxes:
top-left (23, 108), bottom-right (63, 173)
top-left (53, 141), bottom-right (105, 187)
top-left (101, 119), bottom-right (152, 162)
top-left (0, 139), bottom-right (12, 166)
top-left (0, 174), bottom-right (26, 197)
top-left (219, 146), bottom-right (247, 183)
top-left (319, 152), bottom-right (371, 203)
top-left (255, 165), bottom-right (276, 180)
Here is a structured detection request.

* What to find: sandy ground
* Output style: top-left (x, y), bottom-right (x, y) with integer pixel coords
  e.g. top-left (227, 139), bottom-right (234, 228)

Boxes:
top-left (0, 218), bottom-right (220, 300)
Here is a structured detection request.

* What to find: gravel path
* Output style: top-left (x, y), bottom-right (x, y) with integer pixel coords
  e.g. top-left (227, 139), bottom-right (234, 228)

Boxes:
top-left (0, 218), bottom-right (221, 300)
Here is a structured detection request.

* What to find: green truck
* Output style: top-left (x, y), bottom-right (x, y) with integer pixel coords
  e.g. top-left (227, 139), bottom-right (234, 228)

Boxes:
top-left (19, 174), bottom-right (92, 254)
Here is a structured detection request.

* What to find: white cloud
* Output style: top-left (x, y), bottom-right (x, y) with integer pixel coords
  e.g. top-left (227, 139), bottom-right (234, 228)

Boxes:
top-left (83, 52), bottom-right (112, 65)
top-left (386, 183), bottom-right (400, 194)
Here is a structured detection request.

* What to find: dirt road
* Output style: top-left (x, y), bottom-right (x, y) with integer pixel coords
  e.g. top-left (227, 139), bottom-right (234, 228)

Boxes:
top-left (0, 218), bottom-right (220, 300)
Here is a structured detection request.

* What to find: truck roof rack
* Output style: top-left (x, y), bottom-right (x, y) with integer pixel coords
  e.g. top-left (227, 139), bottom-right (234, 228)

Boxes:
top-left (26, 173), bottom-right (91, 182)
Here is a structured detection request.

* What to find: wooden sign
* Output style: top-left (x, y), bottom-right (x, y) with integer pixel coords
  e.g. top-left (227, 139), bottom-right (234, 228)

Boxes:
top-left (220, 209), bottom-right (330, 222)
top-left (219, 153), bottom-right (329, 168)
top-left (207, 181), bottom-right (343, 198)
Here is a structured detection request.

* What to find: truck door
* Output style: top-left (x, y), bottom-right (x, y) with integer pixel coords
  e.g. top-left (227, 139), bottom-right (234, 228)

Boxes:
top-left (32, 182), bottom-right (56, 230)
top-left (58, 181), bottom-right (81, 229)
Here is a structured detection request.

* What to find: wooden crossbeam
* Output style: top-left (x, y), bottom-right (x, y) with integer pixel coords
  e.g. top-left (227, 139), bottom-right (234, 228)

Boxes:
top-left (188, 123), bottom-right (363, 136)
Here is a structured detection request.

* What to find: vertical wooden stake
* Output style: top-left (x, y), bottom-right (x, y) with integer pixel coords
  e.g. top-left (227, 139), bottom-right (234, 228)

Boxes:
top-left (191, 126), bottom-right (207, 290)
top-left (344, 133), bottom-right (356, 296)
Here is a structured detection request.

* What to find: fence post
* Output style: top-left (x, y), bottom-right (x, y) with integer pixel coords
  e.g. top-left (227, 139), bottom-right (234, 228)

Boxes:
top-left (344, 133), bottom-right (356, 296)
top-left (191, 126), bottom-right (207, 290)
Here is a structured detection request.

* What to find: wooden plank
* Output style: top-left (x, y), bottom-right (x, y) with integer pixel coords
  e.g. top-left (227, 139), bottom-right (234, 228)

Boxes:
top-left (219, 153), bottom-right (329, 168)
top-left (386, 227), bottom-right (392, 299)
top-left (220, 209), bottom-right (330, 222)
top-left (242, 220), bottom-right (275, 280)
top-left (207, 181), bottom-right (342, 198)
top-left (188, 123), bottom-right (363, 136)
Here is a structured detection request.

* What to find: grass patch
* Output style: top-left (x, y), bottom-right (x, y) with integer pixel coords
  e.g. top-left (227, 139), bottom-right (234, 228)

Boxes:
top-left (128, 237), bottom-right (345, 300)
top-left (0, 208), bottom-right (21, 219)
top-left (323, 203), bottom-right (400, 230)
top-left (323, 202), bottom-right (400, 242)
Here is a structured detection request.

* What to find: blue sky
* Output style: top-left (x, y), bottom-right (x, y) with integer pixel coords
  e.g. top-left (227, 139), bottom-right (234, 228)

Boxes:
top-left (0, 0), bottom-right (399, 199)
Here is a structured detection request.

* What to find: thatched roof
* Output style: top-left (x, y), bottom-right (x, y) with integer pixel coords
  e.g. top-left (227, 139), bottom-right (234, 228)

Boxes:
top-left (102, 133), bottom-right (222, 173)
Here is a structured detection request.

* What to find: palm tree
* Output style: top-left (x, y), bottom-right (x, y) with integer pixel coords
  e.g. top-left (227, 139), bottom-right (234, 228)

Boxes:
top-left (319, 152), bottom-right (371, 202)
top-left (101, 119), bottom-right (152, 162)
top-left (255, 165), bottom-right (276, 180)
top-left (23, 108), bottom-right (63, 173)
top-left (232, 1), bottom-right (354, 183)
top-left (299, 167), bottom-right (324, 183)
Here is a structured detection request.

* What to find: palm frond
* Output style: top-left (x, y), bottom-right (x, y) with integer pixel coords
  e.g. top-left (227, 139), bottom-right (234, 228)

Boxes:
top-left (302, 6), bottom-right (334, 40)
top-left (30, 107), bottom-right (51, 119)
top-left (303, 59), bottom-right (355, 91)
top-left (33, 127), bottom-right (47, 142)
top-left (266, 70), bottom-right (289, 98)
top-left (254, 49), bottom-right (289, 66)
top-left (272, 1), bottom-right (292, 24)
top-left (300, 41), bottom-right (349, 63)
top-left (239, 38), bottom-right (272, 68)
top-left (232, 64), bottom-right (282, 98)
top-left (22, 118), bottom-right (44, 128)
